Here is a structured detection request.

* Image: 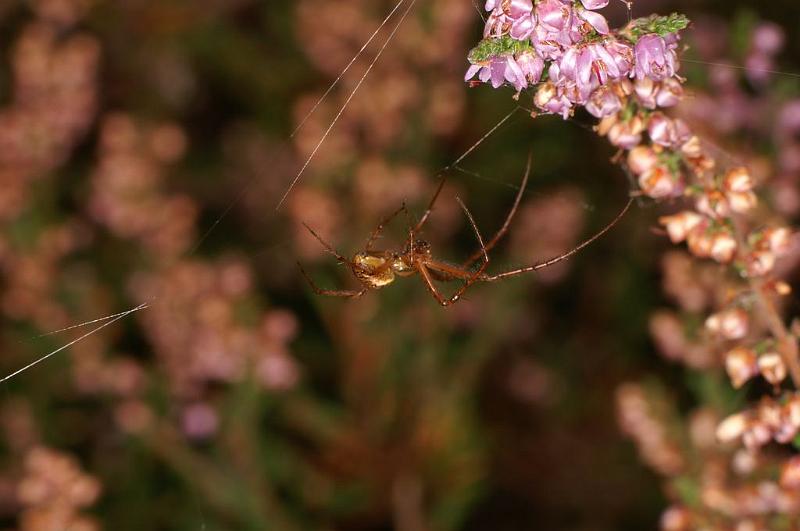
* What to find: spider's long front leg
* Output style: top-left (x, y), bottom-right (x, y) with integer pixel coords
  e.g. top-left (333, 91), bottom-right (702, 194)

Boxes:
top-left (482, 196), bottom-right (634, 281)
top-left (461, 154), bottom-right (530, 269)
top-left (298, 263), bottom-right (366, 298)
top-left (412, 175), bottom-right (447, 234)
top-left (365, 203), bottom-right (409, 252)
top-left (302, 222), bottom-right (350, 263)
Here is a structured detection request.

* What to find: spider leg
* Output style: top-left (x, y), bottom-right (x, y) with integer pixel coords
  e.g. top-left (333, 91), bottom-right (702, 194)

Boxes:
top-left (418, 197), bottom-right (490, 306)
top-left (412, 175), bottom-right (447, 233)
top-left (302, 222), bottom-right (350, 263)
top-left (482, 196), bottom-right (634, 281)
top-left (461, 153), bottom-right (531, 268)
top-left (298, 263), bottom-right (367, 298)
top-left (365, 203), bottom-right (409, 252)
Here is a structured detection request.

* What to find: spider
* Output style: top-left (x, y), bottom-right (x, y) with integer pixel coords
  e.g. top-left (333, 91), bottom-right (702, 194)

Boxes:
top-left (299, 159), bottom-right (633, 306)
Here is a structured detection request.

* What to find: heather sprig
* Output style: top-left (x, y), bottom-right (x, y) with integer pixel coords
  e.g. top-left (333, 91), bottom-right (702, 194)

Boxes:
top-left (467, 2), bottom-right (800, 527)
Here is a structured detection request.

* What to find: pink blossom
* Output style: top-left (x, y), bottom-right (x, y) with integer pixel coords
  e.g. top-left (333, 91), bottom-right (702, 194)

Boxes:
top-left (638, 166), bottom-right (680, 198)
top-left (648, 113), bottom-right (691, 148)
top-left (585, 85), bottom-right (622, 118)
top-left (534, 81), bottom-right (574, 118)
top-left (634, 34), bottom-right (679, 81)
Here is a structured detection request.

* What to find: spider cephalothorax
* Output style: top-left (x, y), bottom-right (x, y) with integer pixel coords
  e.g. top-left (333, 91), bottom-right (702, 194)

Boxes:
top-left (299, 158), bottom-right (632, 306)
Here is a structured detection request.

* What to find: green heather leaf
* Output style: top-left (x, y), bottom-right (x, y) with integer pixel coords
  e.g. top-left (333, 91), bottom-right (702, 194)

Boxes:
top-left (622, 13), bottom-right (691, 43)
top-left (467, 36), bottom-right (533, 64)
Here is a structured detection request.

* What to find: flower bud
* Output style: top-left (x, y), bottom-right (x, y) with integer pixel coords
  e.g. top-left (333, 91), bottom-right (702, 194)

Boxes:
top-left (648, 113), bottom-right (691, 148)
top-left (764, 227), bottom-right (792, 255)
top-left (725, 346), bottom-right (758, 388)
top-left (633, 77), bottom-right (658, 109)
top-left (628, 146), bottom-right (660, 175)
top-left (727, 190), bottom-right (757, 214)
top-left (696, 189), bottom-right (730, 219)
top-left (680, 136), bottom-right (703, 158)
top-left (723, 167), bottom-right (754, 193)
top-left (608, 116), bottom-right (645, 149)
top-left (710, 231), bottom-right (737, 263)
top-left (655, 77), bottom-right (684, 108)
top-left (716, 412), bottom-right (749, 443)
top-left (758, 352), bottom-right (787, 386)
top-left (586, 85), bottom-right (623, 118)
top-left (742, 421), bottom-right (772, 450)
top-left (686, 227), bottom-right (713, 258)
top-left (639, 166), bottom-right (680, 198)
top-left (705, 308), bottom-right (749, 340)
top-left (659, 211), bottom-right (704, 243)
top-left (746, 250), bottom-right (776, 277)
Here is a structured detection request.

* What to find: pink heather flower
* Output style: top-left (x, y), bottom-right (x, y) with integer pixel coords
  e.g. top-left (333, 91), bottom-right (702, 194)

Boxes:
top-left (603, 116), bottom-right (644, 149)
top-left (634, 34), bottom-right (679, 81)
top-left (484, 1), bottom-right (513, 38)
top-left (575, 4), bottom-right (609, 35)
top-left (516, 50), bottom-right (545, 85)
top-left (536, 0), bottom-right (572, 34)
top-left (647, 113), bottom-right (691, 148)
top-left (638, 166), bottom-right (680, 199)
top-left (585, 85), bottom-right (621, 118)
top-left (585, 42), bottom-right (624, 84)
top-left (634, 77), bottom-right (684, 110)
top-left (605, 40), bottom-right (634, 77)
top-left (633, 78), bottom-right (659, 109)
top-left (509, 0), bottom-right (536, 39)
top-left (534, 81), bottom-right (574, 118)
top-left (465, 56), bottom-right (511, 89)
top-left (655, 78), bottom-right (683, 107)
top-left (695, 190), bottom-right (730, 219)
top-left (503, 55), bottom-right (528, 91)
top-left (555, 46), bottom-right (595, 101)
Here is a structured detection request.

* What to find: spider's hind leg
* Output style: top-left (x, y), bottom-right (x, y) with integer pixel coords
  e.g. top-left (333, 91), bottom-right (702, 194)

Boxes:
top-left (461, 154), bottom-right (531, 268)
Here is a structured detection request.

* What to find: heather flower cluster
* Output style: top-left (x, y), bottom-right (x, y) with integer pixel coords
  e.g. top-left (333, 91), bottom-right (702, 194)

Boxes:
top-left (466, 1), bottom-right (687, 119)
top-left (468, 4), bottom-right (800, 528)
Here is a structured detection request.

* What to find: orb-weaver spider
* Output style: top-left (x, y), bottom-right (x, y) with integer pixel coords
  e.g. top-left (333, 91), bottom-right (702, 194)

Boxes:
top-left (299, 159), bottom-right (633, 306)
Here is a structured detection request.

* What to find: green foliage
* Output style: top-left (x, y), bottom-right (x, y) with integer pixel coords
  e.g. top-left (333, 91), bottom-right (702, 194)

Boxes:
top-left (622, 13), bottom-right (691, 42)
top-left (467, 35), bottom-right (534, 64)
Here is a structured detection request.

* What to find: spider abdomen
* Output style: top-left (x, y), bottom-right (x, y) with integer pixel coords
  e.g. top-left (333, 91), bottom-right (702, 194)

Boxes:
top-left (352, 253), bottom-right (396, 288)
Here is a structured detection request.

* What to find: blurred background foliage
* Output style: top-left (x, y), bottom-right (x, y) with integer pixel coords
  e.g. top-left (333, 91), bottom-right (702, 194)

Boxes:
top-left (0, 0), bottom-right (799, 530)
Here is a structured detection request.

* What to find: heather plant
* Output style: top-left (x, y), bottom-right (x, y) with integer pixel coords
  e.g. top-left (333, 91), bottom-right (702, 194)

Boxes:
top-left (466, 0), bottom-right (800, 528)
top-left (1, 1), bottom-right (800, 530)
